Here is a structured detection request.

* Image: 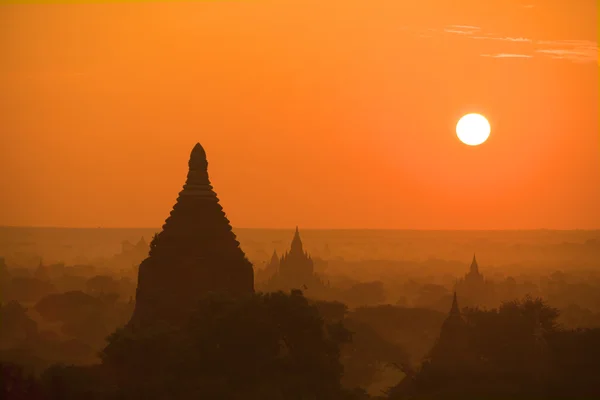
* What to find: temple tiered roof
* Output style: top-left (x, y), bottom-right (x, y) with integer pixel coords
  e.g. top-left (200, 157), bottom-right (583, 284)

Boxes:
top-left (279, 227), bottom-right (314, 278)
top-left (129, 143), bottom-right (254, 328)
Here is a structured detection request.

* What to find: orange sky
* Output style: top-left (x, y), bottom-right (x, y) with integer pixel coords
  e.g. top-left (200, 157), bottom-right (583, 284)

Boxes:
top-left (1, 0), bottom-right (598, 229)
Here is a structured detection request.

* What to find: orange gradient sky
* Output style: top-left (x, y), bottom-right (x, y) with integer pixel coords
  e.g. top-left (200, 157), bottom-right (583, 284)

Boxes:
top-left (1, 0), bottom-right (598, 229)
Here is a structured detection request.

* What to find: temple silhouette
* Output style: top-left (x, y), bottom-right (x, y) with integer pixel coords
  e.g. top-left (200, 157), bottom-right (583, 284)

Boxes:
top-left (421, 292), bottom-right (472, 380)
top-left (128, 143), bottom-right (254, 328)
top-left (255, 249), bottom-right (280, 283)
top-left (262, 227), bottom-right (328, 296)
top-left (455, 253), bottom-right (490, 306)
top-left (464, 254), bottom-right (484, 285)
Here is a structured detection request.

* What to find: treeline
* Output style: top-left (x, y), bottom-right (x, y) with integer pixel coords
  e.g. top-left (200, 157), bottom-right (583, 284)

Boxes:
top-left (2, 292), bottom-right (600, 400)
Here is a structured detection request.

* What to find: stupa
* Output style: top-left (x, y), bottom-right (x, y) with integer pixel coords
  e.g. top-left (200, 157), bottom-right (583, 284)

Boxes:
top-left (426, 292), bottom-right (470, 370)
top-left (128, 143), bottom-right (254, 328)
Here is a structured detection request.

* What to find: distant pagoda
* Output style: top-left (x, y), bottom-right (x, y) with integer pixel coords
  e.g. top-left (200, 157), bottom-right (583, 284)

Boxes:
top-left (264, 227), bottom-right (327, 295)
top-left (442, 292), bottom-right (465, 337)
top-left (425, 292), bottom-right (471, 371)
top-left (254, 250), bottom-right (279, 284)
top-left (129, 143), bottom-right (254, 328)
top-left (455, 253), bottom-right (490, 307)
top-left (464, 254), bottom-right (484, 285)
top-left (265, 250), bottom-right (280, 276)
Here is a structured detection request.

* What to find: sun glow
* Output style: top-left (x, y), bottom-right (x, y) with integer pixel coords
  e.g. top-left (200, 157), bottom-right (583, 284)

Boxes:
top-left (456, 113), bottom-right (491, 146)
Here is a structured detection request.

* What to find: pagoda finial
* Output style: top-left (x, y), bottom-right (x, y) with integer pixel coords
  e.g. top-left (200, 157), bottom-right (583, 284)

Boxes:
top-left (188, 142), bottom-right (208, 171)
top-left (450, 292), bottom-right (460, 316)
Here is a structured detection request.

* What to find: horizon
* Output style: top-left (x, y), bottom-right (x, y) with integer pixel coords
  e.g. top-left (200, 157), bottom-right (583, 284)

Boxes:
top-left (2, 225), bottom-right (600, 232)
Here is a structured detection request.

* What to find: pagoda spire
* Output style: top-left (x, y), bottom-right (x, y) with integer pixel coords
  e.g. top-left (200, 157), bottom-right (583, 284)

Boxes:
top-left (268, 249), bottom-right (280, 270)
top-left (128, 142), bottom-right (254, 329)
top-left (470, 253), bottom-right (479, 275)
top-left (290, 226), bottom-right (304, 254)
top-left (450, 292), bottom-right (460, 316)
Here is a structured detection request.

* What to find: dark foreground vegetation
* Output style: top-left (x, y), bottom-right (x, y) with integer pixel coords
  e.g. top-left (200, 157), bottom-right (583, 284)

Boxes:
top-left (2, 290), bottom-right (599, 400)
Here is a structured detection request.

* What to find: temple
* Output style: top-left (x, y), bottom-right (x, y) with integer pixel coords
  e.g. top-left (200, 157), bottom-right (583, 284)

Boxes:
top-left (444, 292), bottom-right (464, 333)
top-left (464, 254), bottom-right (484, 285)
top-left (263, 227), bottom-right (327, 296)
top-left (128, 143), bottom-right (254, 328)
top-left (255, 250), bottom-right (280, 283)
top-left (425, 292), bottom-right (470, 372)
top-left (455, 253), bottom-right (489, 307)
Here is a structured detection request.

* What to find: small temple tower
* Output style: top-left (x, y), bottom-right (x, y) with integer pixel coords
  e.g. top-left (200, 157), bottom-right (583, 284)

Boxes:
top-left (464, 254), bottom-right (484, 284)
top-left (426, 292), bottom-right (470, 370)
top-left (279, 227), bottom-right (314, 281)
top-left (443, 292), bottom-right (464, 334)
top-left (128, 143), bottom-right (254, 328)
top-left (265, 250), bottom-right (280, 276)
top-left (454, 253), bottom-right (488, 307)
top-left (255, 250), bottom-right (279, 284)
top-left (265, 227), bottom-right (326, 295)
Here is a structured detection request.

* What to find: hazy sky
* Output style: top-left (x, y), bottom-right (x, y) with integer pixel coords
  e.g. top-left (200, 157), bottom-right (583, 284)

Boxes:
top-left (1, 0), bottom-right (598, 229)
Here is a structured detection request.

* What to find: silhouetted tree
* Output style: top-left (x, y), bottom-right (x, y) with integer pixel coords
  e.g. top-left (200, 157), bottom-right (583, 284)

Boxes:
top-left (35, 291), bottom-right (130, 349)
top-left (388, 296), bottom-right (600, 399)
top-left (4, 278), bottom-right (56, 303)
top-left (101, 290), bottom-right (355, 399)
top-left (341, 318), bottom-right (410, 390)
top-left (0, 362), bottom-right (44, 400)
top-left (0, 302), bottom-right (38, 350)
top-left (85, 276), bottom-right (120, 297)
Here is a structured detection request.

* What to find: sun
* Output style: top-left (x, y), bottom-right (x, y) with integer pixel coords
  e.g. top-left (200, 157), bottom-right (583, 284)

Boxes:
top-left (456, 113), bottom-right (491, 146)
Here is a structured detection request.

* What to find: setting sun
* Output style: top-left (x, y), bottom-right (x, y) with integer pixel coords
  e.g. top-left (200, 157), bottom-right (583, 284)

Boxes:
top-left (456, 113), bottom-right (491, 146)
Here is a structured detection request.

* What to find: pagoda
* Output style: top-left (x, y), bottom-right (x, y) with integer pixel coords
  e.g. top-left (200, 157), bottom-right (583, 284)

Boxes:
top-left (464, 254), bottom-right (484, 285)
top-left (441, 292), bottom-right (465, 337)
top-left (265, 227), bottom-right (327, 296)
top-left (455, 253), bottom-right (490, 308)
top-left (425, 292), bottom-right (470, 371)
top-left (128, 143), bottom-right (254, 328)
top-left (254, 250), bottom-right (279, 285)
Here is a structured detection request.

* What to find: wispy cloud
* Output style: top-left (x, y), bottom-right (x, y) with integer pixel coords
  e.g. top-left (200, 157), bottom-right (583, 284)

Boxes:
top-left (448, 25), bottom-right (481, 31)
top-left (521, 4), bottom-right (535, 9)
top-left (443, 25), bottom-right (531, 44)
top-left (471, 35), bottom-right (532, 43)
top-left (438, 25), bottom-right (598, 64)
top-left (481, 53), bottom-right (533, 58)
top-left (402, 23), bottom-right (598, 64)
top-left (443, 29), bottom-right (472, 35)
top-left (536, 40), bottom-right (598, 64)
top-left (443, 25), bottom-right (481, 35)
